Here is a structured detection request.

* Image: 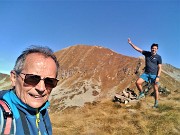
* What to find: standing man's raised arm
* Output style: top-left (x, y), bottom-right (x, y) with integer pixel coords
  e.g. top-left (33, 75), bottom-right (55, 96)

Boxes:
top-left (128, 38), bottom-right (143, 53)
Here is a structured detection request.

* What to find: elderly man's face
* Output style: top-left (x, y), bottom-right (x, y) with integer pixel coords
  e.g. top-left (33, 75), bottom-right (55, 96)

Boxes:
top-left (11, 53), bottom-right (57, 108)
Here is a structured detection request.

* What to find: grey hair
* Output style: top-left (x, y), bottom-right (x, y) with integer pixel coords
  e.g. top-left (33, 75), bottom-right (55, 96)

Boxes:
top-left (13, 45), bottom-right (59, 77)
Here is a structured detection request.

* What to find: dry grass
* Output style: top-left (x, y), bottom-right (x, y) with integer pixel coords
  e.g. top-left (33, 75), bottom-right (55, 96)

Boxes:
top-left (50, 91), bottom-right (180, 135)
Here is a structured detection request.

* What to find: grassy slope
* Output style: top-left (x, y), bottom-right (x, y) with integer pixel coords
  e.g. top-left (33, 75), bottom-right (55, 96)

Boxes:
top-left (50, 90), bottom-right (180, 135)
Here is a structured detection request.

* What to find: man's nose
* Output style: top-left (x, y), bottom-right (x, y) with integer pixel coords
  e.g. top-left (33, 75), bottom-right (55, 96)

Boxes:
top-left (35, 80), bottom-right (46, 91)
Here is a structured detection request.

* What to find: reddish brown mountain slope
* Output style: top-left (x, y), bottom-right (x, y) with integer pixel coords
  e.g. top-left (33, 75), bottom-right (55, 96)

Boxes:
top-left (55, 45), bottom-right (140, 91)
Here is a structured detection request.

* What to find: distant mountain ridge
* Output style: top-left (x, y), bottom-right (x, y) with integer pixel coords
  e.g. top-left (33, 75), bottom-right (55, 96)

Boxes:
top-left (162, 64), bottom-right (180, 81)
top-left (0, 73), bottom-right (11, 90)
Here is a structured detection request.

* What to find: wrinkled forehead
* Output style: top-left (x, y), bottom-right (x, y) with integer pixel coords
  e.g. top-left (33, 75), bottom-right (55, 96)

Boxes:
top-left (23, 53), bottom-right (57, 74)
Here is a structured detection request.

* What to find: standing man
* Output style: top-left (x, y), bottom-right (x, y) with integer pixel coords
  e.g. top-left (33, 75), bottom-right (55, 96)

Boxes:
top-left (0, 46), bottom-right (59, 134)
top-left (128, 38), bottom-right (162, 108)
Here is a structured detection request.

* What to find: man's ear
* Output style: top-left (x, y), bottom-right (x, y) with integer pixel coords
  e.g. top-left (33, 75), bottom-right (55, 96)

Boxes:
top-left (10, 71), bottom-right (16, 87)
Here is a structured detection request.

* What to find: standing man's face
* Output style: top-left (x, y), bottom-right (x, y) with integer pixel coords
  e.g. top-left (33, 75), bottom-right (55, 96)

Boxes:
top-left (11, 53), bottom-right (57, 108)
top-left (151, 46), bottom-right (158, 55)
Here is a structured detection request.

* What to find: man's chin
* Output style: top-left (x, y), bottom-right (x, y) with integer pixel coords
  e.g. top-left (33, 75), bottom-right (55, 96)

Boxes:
top-left (28, 100), bottom-right (45, 108)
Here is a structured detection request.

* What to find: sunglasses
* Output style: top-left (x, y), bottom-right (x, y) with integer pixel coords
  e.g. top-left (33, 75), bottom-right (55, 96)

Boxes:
top-left (18, 73), bottom-right (59, 88)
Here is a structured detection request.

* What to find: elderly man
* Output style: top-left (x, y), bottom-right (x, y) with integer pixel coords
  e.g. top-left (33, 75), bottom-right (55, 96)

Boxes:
top-left (0, 46), bottom-right (59, 135)
top-left (128, 38), bottom-right (162, 108)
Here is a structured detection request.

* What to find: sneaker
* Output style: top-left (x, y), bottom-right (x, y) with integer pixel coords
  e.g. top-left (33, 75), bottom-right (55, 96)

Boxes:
top-left (153, 103), bottom-right (158, 108)
top-left (137, 93), bottom-right (145, 100)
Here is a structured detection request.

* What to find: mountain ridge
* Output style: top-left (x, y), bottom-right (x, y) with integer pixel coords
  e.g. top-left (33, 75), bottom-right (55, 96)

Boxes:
top-left (0, 45), bottom-right (179, 111)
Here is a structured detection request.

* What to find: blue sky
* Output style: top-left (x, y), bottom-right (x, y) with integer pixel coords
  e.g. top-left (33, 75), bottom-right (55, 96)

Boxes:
top-left (0, 0), bottom-right (179, 74)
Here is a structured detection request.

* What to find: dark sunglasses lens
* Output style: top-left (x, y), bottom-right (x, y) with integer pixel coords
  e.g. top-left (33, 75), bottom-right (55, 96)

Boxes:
top-left (44, 78), bottom-right (58, 88)
top-left (24, 75), bottom-right (41, 86)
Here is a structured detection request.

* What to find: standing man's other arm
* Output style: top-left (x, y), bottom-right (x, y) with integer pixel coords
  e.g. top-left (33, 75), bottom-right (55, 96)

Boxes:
top-left (155, 64), bottom-right (162, 83)
top-left (128, 38), bottom-right (143, 53)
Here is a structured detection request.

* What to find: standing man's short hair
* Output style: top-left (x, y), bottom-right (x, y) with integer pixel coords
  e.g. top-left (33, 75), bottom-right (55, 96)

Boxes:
top-left (151, 43), bottom-right (158, 49)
